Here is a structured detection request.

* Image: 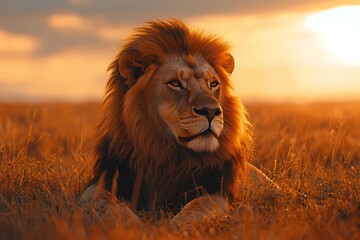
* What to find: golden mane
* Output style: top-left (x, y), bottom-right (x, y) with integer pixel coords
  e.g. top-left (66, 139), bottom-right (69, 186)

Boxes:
top-left (89, 19), bottom-right (254, 213)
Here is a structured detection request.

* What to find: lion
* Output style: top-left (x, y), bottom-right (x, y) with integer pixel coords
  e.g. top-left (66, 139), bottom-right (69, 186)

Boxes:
top-left (81, 19), bottom-right (276, 226)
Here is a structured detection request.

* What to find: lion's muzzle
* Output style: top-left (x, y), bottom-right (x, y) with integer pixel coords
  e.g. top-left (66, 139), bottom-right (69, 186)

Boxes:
top-left (176, 94), bottom-right (223, 152)
top-left (193, 107), bottom-right (222, 123)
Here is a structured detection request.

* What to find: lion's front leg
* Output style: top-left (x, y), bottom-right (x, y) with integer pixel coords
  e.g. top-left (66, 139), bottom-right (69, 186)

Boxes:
top-left (170, 194), bottom-right (229, 229)
top-left (245, 162), bottom-right (281, 190)
top-left (80, 184), bottom-right (143, 227)
top-left (245, 162), bottom-right (314, 205)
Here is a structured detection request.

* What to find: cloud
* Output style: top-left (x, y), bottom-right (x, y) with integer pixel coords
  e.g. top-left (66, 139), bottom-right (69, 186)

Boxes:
top-left (0, 48), bottom-right (110, 102)
top-left (68, 0), bottom-right (95, 6)
top-left (0, 29), bottom-right (38, 54)
top-left (0, 0), bottom-right (352, 57)
top-left (48, 13), bottom-right (132, 42)
top-left (1, 1), bottom-right (352, 26)
top-left (48, 13), bottom-right (90, 30)
top-left (97, 26), bottom-right (132, 41)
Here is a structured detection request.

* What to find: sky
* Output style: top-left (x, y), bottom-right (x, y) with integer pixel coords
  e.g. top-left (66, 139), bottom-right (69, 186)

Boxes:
top-left (0, 0), bottom-right (359, 102)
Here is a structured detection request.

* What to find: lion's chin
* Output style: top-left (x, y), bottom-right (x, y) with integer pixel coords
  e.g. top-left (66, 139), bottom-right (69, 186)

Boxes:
top-left (179, 134), bottom-right (220, 152)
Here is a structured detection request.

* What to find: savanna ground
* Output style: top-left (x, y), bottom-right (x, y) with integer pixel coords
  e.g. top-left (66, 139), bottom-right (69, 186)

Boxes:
top-left (0, 101), bottom-right (359, 239)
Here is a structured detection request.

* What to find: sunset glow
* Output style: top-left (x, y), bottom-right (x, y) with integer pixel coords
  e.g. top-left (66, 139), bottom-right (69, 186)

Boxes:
top-left (190, 10), bottom-right (360, 102)
top-left (305, 5), bottom-right (360, 65)
top-left (0, 2), bottom-right (359, 102)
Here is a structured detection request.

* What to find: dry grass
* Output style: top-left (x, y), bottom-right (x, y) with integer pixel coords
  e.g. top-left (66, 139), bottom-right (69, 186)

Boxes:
top-left (0, 101), bottom-right (359, 239)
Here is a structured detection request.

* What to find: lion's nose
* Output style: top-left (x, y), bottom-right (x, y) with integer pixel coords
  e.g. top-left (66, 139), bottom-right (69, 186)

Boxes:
top-left (192, 94), bottom-right (222, 122)
top-left (193, 107), bottom-right (222, 122)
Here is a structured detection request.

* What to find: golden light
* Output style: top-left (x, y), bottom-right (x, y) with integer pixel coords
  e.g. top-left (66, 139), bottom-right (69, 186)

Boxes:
top-left (305, 5), bottom-right (360, 65)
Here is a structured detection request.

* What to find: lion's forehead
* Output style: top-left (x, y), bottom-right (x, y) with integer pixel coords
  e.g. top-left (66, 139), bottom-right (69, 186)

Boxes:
top-left (177, 68), bottom-right (193, 81)
top-left (166, 55), bottom-right (216, 82)
top-left (177, 67), bottom-right (213, 81)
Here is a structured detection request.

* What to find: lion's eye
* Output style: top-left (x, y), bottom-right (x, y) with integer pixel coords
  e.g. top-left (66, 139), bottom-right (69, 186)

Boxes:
top-left (210, 80), bottom-right (220, 89)
top-left (167, 80), bottom-right (183, 91)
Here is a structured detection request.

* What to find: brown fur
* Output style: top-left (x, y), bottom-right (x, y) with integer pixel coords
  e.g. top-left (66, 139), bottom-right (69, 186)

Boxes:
top-left (88, 19), bottom-right (254, 214)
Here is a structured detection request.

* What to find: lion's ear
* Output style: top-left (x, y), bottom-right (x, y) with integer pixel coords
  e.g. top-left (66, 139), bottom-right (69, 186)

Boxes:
top-left (118, 50), bottom-right (150, 87)
top-left (223, 54), bottom-right (235, 74)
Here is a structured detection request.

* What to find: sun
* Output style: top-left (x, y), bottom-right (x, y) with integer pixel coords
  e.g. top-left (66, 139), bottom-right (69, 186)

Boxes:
top-left (305, 5), bottom-right (360, 65)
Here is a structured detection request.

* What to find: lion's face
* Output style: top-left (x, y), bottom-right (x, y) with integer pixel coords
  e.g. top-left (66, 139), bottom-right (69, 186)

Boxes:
top-left (154, 55), bottom-right (224, 152)
top-left (116, 20), bottom-right (237, 154)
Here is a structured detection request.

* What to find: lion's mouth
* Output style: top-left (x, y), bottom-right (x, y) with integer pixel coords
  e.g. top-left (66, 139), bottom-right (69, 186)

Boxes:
top-left (178, 129), bottom-right (215, 143)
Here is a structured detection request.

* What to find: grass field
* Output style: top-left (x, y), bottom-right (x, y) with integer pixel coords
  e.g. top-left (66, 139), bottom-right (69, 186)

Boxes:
top-left (0, 101), bottom-right (359, 239)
